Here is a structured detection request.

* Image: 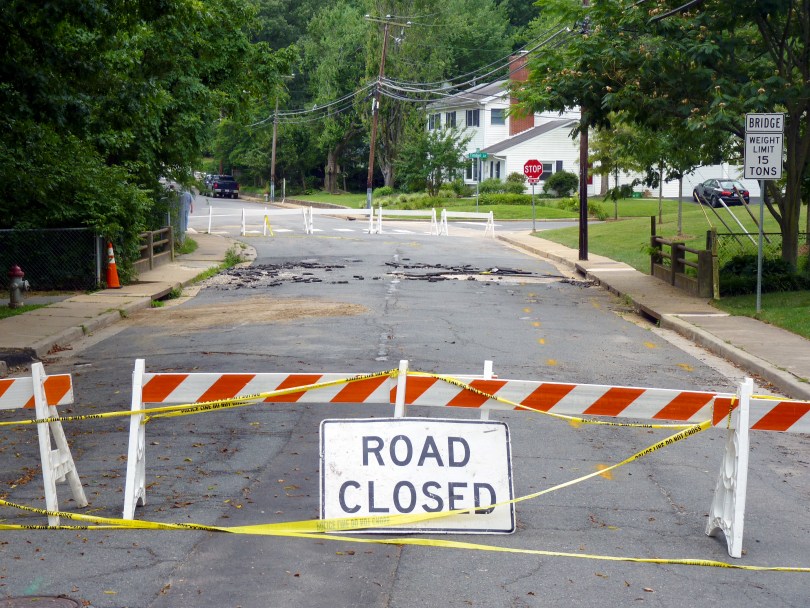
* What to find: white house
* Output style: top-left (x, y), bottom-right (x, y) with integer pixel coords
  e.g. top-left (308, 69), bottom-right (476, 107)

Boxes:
top-left (427, 53), bottom-right (596, 193)
top-left (427, 53), bottom-right (760, 199)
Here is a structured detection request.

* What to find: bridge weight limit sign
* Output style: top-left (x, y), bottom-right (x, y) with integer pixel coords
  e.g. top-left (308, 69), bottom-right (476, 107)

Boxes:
top-left (744, 113), bottom-right (783, 179)
top-left (744, 112), bottom-right (784, 313)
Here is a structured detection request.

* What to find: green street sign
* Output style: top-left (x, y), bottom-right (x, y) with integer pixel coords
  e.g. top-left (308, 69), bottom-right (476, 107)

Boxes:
top-left (468, 152), bottom-right (488, 159)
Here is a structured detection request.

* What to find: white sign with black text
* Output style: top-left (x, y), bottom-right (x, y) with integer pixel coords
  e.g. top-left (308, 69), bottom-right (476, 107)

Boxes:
top-left (744, 112), bottom-right (784, 180)
top-left (320, 418), bottom-right (515, 533)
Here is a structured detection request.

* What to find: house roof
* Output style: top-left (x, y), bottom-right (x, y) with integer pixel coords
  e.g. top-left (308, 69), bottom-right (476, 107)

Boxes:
top-left (481, 119), bottom-right (578, 155)
top-left (428, 79), bottom-right (508, 110)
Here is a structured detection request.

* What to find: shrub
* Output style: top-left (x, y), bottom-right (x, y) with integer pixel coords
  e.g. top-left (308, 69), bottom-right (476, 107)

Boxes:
top-left (543, 170), bottom-right (579, 197)
top-left (505, 180), bottom-right (527, 194)
top-left (478, 193), bottom-right (532, 205)
top-left (438, 183), bottom-right (457, 198)
top-left (720, 255), bottom-right (810, 296)
top-left (374, 185), bottom-right (394, 197)
top-left (553, 196), bottom-right (608, 220)
top-left (505, 171), bottom-right (526, 185)
top-left (451, 179), bottom-right (473, 197)
top-left (478, 178), bottom-right (505, 194)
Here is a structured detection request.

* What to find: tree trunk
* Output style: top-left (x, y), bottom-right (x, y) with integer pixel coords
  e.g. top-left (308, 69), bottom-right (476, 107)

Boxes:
top-left (381, 161), bottom-right (395, 188)
top-left (324, 148), bottom-right (339, 194)
top-left (779, 106), bottom-right (809, 269)
top-left (600, 172), bottom-right (609, 195)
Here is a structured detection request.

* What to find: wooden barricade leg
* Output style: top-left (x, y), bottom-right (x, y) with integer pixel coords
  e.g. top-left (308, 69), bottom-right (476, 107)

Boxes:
top-left (31, 363), bottom-right (87, 526)
top-left (706, 377), bottom-right (752, 558)
top-left (123, 358), bottom-right (147, 519)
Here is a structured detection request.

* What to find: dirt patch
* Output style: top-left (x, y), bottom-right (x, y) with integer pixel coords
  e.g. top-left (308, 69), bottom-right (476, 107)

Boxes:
top-left (132, 296), bottom-right (368, 331)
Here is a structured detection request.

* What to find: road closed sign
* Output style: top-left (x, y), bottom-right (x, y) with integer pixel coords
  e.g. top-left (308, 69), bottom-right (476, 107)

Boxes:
top-left (320, 418), bottom-right (514, 533)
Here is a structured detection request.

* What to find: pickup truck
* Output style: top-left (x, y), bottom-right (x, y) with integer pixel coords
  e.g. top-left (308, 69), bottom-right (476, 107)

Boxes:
top-left (204, 174), bottom-right (240, 199)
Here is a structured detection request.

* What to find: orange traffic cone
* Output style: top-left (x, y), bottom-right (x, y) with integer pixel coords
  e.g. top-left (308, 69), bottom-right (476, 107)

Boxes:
top-left (106, 241), bottom-right (121, 289)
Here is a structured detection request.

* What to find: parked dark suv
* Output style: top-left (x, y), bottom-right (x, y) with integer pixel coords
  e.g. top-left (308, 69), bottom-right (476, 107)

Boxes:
top-left (692, 179), bottom-right (750, 207)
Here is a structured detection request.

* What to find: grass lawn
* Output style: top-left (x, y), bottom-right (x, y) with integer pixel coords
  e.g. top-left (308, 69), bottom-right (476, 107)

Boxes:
top-left (538, 197), bottom-right (810, 339)
top-left (290, 192), bottom-right (368, 207)
top-left (538, 198), bottom-right (790, 273)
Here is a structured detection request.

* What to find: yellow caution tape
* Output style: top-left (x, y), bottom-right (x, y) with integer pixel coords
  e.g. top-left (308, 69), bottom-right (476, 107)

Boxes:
top-left (0, 369), bottom-right (400, 427)
top-left (0, 420), bottom-right (710, 533)
top-left (3, 420), bottom-right (809, 571)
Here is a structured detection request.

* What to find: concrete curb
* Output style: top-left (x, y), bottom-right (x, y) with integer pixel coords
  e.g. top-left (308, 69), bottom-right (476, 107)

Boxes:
top-left (661, 314), bottom-right (810, 401)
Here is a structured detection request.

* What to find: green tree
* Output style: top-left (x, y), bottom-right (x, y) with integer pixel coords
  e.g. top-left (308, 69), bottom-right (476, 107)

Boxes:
top-left (396, 124), bottom-right (472, 196)
top-left (301, 2), bottom-right (370, 193)
top-left (364, 0), bottom-right (512, 188)
top-left (514, 0), bottom-right (810, 268)
top-left (0, 0), bottom-right (288, 266)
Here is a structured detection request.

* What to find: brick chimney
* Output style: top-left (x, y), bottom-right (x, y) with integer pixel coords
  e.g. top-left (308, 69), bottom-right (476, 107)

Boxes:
top-left (509, 52), bottom-right (534, 136)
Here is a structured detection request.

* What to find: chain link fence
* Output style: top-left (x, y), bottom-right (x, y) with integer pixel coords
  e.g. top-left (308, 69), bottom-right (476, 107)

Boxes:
top-left (716, 232), bottom-right (808, 268)
top-left (0, 228), bottom-right (101, 291)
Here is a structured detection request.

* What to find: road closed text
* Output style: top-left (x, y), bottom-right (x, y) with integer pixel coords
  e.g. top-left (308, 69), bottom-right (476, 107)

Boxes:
top-left (338, 435), bottom-right (496, 514)
top-left (320, 418), bottom-right (515, 533)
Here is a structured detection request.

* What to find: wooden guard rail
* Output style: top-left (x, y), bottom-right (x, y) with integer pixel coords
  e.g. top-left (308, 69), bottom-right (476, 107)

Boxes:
top-left (650, 217), bottom-right (718, 299)
top-left (133, 226), bottom-right (174, 274)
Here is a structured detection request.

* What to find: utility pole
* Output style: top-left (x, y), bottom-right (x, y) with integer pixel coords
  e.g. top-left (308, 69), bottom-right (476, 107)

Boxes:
top-left (271, 97), bottom-right (278, 203)
top-left (579, 111), bottom-right (589, 260)
top-left (578, 0), bottom-right (590, 261)
top-left (366, 19), bottom-right (391, 210)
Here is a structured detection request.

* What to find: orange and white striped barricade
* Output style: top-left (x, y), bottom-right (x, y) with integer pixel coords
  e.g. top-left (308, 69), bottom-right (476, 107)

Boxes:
top-left (0, 363), bottom-right (87, 525)
top-left (394, 368), bottom-right (810, 558)
top-left (123, 359), bottom-right (396, 519)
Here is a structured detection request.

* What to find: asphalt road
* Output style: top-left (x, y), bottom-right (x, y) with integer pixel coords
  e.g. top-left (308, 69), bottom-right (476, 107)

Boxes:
top-left (2, 224), bottom-right (808, 608)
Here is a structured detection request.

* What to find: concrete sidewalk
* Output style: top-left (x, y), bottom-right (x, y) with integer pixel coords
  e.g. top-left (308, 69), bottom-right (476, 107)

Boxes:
top-left (0, 232), bottom-right (246, 367)
top-left (499, 232), bottom-right (810, 400)
top-left (1, 229), bottom-right (808, 401)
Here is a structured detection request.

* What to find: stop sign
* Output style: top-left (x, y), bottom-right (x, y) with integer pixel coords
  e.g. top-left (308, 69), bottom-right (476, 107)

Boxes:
top-left (523, 159), bottom-right (543, 180)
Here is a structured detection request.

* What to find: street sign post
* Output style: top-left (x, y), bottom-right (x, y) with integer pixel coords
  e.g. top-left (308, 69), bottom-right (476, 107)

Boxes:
top-left (468, 150), bottom-right (488, 210)
top-left (745, 113), bottom-right (785, 313)
top-left (524, 161), bottom-right (543, 232)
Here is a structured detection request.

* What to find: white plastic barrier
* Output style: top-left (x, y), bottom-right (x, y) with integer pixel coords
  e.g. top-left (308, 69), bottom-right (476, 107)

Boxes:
top-left (0, 363), bottom-right (87, 524)
top-left (122, 358), bottom-right (810, 557)
top-left (439, 209), bottom-right (495, 236)
top-left (240, 207), bottom-right (308, 236)
top-left (375, 207), bottom-right (439, 235)
top-left (200, 206), bottom-right (309, 235)
top-left (304, 206), bottom-right (374, 235)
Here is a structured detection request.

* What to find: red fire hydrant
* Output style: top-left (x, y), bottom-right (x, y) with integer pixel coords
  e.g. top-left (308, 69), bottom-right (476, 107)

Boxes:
top-left (8, 265), bottom-right (29, 308)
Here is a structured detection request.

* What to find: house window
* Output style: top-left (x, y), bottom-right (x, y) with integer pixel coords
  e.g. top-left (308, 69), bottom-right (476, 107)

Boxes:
top-left (539, 162), bottom-right (554, 180)
top-left (491, 109), bottom-right (505, 125)
top-left (445, 111), bottom-right (456, 128)
top-left (466, 159), bottom-right (479, 181)
top-left (465, 109), bottom-right (480, 127)
top-left (428, 113), bottom-right (441, 130)
top-left (495, 161), bottom-right (501, 179)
